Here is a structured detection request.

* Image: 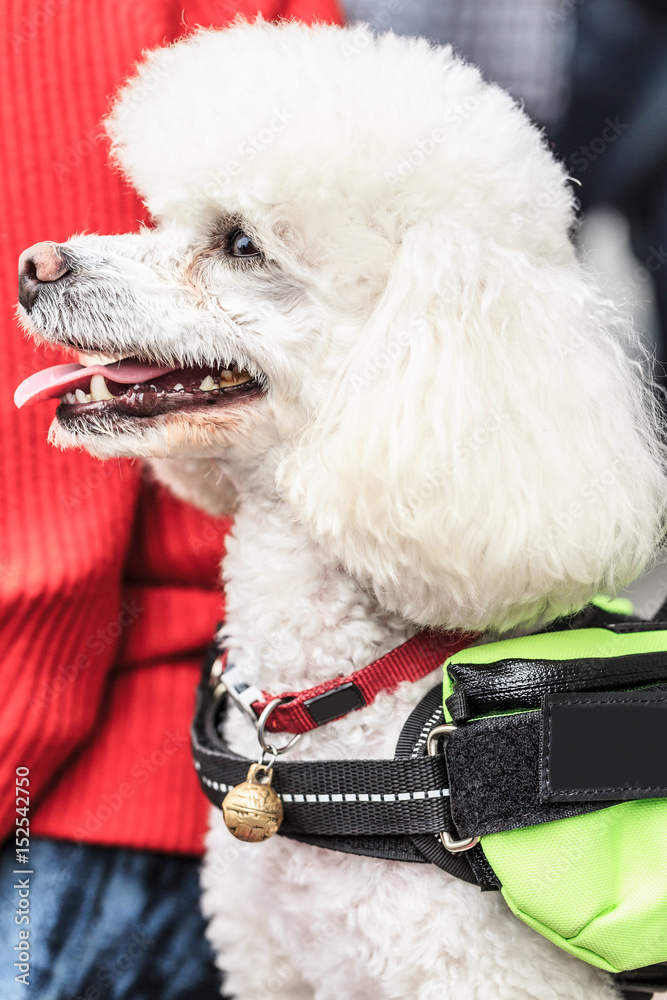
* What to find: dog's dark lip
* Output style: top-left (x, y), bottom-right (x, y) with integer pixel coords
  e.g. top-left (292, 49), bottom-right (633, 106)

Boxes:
top-left (52, 359), bottom-right (266, 421)
top-left (56, 376), bottom-right (264, 421)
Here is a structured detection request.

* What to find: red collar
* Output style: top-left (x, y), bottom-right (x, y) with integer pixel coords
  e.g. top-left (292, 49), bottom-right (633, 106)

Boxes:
top-left (214, 629), bottom-right (476, 734)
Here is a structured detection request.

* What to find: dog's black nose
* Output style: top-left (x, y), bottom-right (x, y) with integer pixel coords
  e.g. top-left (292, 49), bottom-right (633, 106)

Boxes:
top-left (18, 242), bottom-right (70, 312)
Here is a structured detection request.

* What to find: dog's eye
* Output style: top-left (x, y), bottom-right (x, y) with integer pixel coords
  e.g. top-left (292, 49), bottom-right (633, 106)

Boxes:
top-left (230, 230), bottom-right (261, 258)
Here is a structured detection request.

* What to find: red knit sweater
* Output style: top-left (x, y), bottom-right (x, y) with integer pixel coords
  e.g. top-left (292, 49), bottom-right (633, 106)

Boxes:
top-left (1, 0), bottom-right (342, 856)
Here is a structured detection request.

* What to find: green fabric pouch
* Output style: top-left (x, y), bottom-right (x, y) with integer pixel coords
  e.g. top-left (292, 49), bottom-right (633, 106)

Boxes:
top-left (442, 618), bottom-right (667, 973)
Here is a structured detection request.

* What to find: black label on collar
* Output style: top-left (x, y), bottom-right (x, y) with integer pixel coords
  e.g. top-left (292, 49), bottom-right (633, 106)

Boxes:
top-left (303, 683), bottom-right (366, 726)
top-left (541, 687), bottom-right (667, 802)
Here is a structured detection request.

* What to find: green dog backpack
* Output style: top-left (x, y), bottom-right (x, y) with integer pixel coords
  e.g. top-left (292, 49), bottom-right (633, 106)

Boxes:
top-left (440, 607), bottom-right (667, 974)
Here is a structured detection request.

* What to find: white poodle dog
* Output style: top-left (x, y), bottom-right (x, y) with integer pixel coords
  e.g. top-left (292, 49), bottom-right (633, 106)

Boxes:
top-left (16, 19), bottom-right (667, 1000)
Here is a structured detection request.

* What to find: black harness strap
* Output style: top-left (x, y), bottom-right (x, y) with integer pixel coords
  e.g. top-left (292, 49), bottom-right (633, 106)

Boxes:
top-left (193, 746), bottom-right (453, 838)
top-left (444, 709), bottom-right (612, 839)
top-left (394, 683), bottom-right (498, 889)
top-left (279, 831), bottom-right (426, 863)
top-left (193, 672), bottom-right (452, 838)
top-left (191, 649), bottom-right (487, 883)
top-left (615, 964), bottom-right (667, 997)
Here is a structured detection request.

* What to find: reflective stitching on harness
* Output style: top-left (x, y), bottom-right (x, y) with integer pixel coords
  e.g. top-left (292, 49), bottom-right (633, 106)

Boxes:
top-left (412, 705), bottom-right (445, 758)
top-left (196, 773), bottom-right (450, 803)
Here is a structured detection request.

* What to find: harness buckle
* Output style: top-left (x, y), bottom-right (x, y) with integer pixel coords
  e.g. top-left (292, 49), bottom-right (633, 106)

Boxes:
top-left (210, 656), bottom-right (265, 723)
top-left (427, 724), bottom-right (480, 854)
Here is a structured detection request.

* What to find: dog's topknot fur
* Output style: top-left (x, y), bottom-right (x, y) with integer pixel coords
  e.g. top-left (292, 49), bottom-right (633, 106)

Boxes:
top-left (108, 20), bottom-right (574, 257)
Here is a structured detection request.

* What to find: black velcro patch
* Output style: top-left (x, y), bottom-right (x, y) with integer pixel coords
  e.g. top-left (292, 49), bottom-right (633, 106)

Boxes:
top-left (303, 683), bottom-right (365, 725)
top-left (541, 687), bottom-right (667, 802)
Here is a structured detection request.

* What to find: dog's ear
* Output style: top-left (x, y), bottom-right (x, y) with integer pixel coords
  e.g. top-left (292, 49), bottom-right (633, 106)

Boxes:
top-left (279, 214), bottom-right (667, 632)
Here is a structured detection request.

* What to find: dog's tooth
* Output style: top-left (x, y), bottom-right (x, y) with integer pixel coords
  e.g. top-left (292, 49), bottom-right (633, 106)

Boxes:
top-left (173, 383), bottom-right (184, 392)
top-left (219, 370), bottom-right (234, 384)
top-left (199, 375), bottom-right (217, 391)
top-left (90, 374), bottom-right (114, 401)
top-left (75, 388), bottom-right (89, 404)
top-left (64, 392), bottom-right (77, 405)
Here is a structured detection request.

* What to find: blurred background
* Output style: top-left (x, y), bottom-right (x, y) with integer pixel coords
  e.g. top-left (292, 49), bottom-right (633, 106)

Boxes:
top-left (344, 0), bottom-right (667, 383)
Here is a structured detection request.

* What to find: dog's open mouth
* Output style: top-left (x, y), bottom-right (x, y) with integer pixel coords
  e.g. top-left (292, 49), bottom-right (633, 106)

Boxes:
top-left (15, 356), bottom-right (263, 418)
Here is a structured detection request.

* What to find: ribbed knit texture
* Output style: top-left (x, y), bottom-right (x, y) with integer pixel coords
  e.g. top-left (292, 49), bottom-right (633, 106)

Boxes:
top-left (1, 0), bottom-right (342, 855)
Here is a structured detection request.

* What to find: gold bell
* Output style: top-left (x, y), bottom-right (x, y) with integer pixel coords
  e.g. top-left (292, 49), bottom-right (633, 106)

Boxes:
top-left (222, 763), bottom-right (284, 843)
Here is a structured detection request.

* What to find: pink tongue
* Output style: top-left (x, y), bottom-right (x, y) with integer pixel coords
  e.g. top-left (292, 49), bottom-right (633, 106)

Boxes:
top-left (14, 359), bottom-right (180, 408)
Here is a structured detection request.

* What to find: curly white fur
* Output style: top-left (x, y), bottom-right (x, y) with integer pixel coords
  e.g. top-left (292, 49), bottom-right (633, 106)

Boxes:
top-left (20, 18), bottom-right (667, 999)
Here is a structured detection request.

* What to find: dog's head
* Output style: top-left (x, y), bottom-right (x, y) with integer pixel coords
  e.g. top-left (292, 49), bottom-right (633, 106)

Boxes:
top-left (17, 19), bottom-right (667, 631)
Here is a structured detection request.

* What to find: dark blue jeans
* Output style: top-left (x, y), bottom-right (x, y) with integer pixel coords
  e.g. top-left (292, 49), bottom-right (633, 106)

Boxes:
top-left (0, 838), bottom-right (226, 999)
